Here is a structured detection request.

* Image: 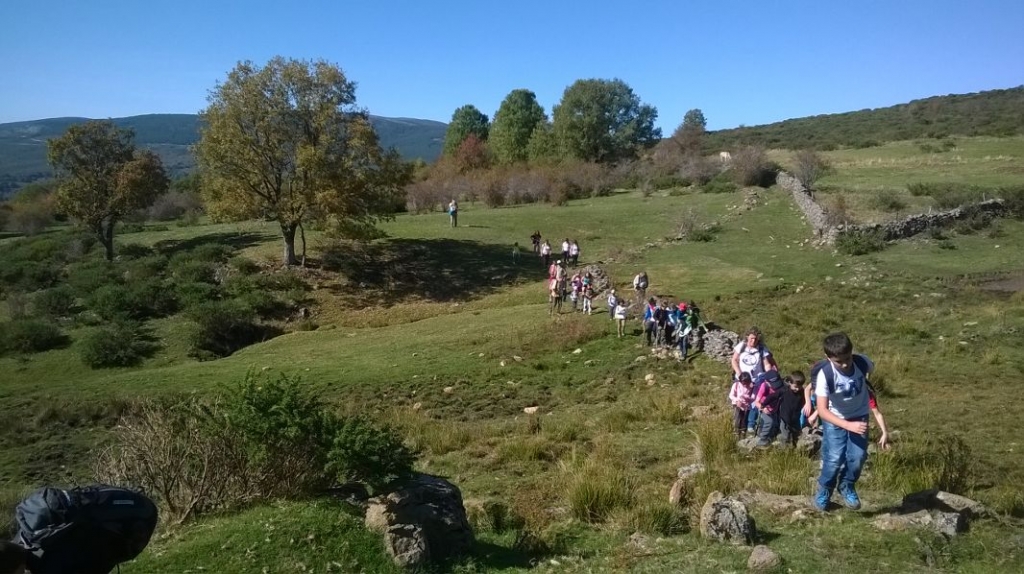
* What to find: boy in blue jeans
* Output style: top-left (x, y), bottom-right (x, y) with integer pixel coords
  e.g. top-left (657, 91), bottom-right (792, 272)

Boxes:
top-left (813, 332), bottom-right (874, 511)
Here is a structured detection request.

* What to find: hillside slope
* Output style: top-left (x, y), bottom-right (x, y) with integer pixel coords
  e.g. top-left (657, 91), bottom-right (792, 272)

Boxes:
top-left (0, 113), bottom-right (447, 196)
top-left (707, 85), bottom-right (1024, 151)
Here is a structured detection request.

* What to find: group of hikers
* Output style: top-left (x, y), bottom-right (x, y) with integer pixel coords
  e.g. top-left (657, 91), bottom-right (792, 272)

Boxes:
top-left (531, 229), bottom-right (889, 513)
top-left (726, 328), bottom-right (890, 511)
top-left (532, 232), bottom-right (582, 269)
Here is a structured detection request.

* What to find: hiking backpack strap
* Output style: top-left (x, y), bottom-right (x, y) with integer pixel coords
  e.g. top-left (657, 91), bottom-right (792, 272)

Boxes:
top-left (813, 355), bottom-right (871, 394)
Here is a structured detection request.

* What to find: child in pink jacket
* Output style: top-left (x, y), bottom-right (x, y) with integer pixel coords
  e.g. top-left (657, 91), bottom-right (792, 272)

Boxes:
top-left (729, 372), bottom-right (756, 438)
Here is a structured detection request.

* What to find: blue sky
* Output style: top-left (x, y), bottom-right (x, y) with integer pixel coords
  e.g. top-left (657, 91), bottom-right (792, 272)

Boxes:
top-left (2, 0), bottom-right (1022, 131)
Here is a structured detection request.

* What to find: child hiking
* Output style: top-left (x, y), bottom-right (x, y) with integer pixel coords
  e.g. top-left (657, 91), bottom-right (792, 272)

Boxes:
top-left (778, 371), bottom-right (807, 447)
top-left (752, 370), bottom-right (786, 446)
top-left (448, 199), bottom-right (459, 227)
top-left (812, 332), bottom-right (874, 511)
top-left (729, 372), bottom-right (756, 438)
top-left (540, 240), bottom-right (552, 268)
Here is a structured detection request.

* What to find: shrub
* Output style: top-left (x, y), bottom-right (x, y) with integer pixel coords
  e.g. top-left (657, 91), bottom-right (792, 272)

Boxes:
top-left (906, 182), bottom-right (986, 209)
top-left (0, 260), bottom-right (60, 292)
top-left (792, 149), bottom-right (832, 190)
top-left (254, 269), bottom-right (308, 292)
top-left (89, 280), bottom-right (176, 321)
top-left (997, 184), bottom-right (1024, 218)
top-left (0, 319), bottom-right (67, 355)
top-left (147, 191), bottom-right (203, 221)
top-left (230, 256), bottom-right (260, 275)
top-left (701, 174), bottom-right (738, 194)
top-left (79, 322), bottom-right (152, 368)
top-left (33, 285), bottom-right (77, 317)
top-left (65, 260), bottom-right (120, 296)
top-left (836, 229), bottom-right (887, 255)
top-left (871, 189), bottom-right (907, 212)
top-left (186, 300), bottom-right (264, 359)
top-left (175, 281), bottom-right (221, 310)
top-left (730, 146), bottom-right (778, 187)
top-left (327, 417), bottom-right (416, 492)
top-left (118, 243), bottom-right (155, 259)
top-left (680, 155), bottom-right (720, 186)
top-left (170, 260), bottom-right (218, 285)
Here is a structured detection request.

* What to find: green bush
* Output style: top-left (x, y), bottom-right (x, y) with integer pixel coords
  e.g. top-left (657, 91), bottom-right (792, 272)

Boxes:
top-left (170, 260), bottom-right (218, 285)
top-left (836, 229), bottom-right (887, 255)
top-left (175, 281), bottom-right (221, 310)
top-left (255, 270), bottom-right (308, 292)
top-left (121, 255), bottom-right (169, 282)
top-left (230, 256), bottom-right (261, 275)
top-left (0, 319), bottom-right (67, 355)
top-left (65, 260), bottom-right (120, 296)
top-left (0, 260), bottom-right (61, 292)
top-left (186, 300), bottom-right (264, 359)
top-left (871, 189), bottom-right (907, 212)
top-left (328, 417), bottom-right (417, 493)
top-left (701, 174), bottom-right (738, 194)
top-left (34, 286), bottom-right (77, 317)
top-left (88, 280), bottom-right (176, 321)
top-left (79, 322), bottom-right (151, 368)
top-left (906, 182), bottom-right (987, 209)
top-left (869, 434), bottom-right (973, 495)
top-left (997, 185), bottom-right (1024, 218)
top-left (118, 243), bottom-right (155, 259)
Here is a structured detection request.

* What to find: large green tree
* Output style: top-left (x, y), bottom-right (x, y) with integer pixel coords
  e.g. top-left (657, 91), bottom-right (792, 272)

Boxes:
top-left (551, 79), bottom-right (661, 163)
top-left (442, 105), bottom-right (490, 156)
top-left (47, 121), bottom-right (169, 260)
top-left (195, 57), bottom-right (411, 266)
top-left (489, 89), bottom-right (547, 164)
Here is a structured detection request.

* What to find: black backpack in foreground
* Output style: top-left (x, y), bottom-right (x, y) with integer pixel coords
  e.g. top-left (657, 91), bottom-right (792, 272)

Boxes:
top-left (15, 485), bottom-right (158, 574)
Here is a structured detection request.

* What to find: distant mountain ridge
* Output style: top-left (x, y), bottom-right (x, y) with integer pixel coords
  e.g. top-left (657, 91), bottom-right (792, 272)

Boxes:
top-left (0, 114), bottom-right (447, 197)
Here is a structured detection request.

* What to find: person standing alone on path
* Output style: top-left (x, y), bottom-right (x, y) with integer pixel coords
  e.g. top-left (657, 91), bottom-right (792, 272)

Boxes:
top-left (448, 199), bottom-right (459, 227)
top-left (561, 238), bottom-right (570, 263)
top-left (569, 240), bottom-right (580, 267)
top-left (540, 240), bottom-right (552, 268)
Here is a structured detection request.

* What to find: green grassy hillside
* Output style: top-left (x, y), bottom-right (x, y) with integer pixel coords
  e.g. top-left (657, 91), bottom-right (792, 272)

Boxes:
top-left (708, 85), bottom-right (1024, 151)
top-left (0, 114), bottom-right (446, 196)
top-left (2, 137), bottom-right (1024, 572)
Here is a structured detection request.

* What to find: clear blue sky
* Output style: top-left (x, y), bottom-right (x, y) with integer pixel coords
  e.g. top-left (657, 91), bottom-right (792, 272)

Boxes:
top-left (2, 0), bottom-right (1022, 131)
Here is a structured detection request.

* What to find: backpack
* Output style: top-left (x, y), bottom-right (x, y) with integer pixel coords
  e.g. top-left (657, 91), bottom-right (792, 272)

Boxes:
top-left (810, 354), bottom-right (871, 395)
top-left (755, 371), bottom-right (786, 412)
top-left (16, 485), bottom-right (158, 574)
top-left (637, 274), bottom-right (648, 289)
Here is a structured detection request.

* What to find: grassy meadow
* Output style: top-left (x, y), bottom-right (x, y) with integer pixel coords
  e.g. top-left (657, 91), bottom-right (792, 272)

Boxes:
top-left (3, 136), bottom-right (1024, 572)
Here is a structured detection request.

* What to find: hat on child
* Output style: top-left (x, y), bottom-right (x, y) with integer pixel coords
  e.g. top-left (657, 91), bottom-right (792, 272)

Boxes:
top-left (677, 302), bottom-right (688, 311)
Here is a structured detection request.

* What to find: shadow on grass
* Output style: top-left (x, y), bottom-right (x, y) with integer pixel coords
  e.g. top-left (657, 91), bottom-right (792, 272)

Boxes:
top-left (322, 238), bottom-right (548, 306)
top-left (153, 231), bottom-right (273, 257)
top-left (463, 540), bottom-right (535, 570)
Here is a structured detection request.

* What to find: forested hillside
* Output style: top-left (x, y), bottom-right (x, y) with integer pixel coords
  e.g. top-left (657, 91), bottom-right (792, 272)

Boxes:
top-left (706, 86), bottom-right (1024, 151)
top-left (0, 114), bottom-right (446, 197)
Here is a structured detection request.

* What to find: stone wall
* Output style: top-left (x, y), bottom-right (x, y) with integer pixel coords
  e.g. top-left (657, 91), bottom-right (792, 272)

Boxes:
top-left (854, 200), bottom-right (1006, 241)
top-left (777, 172), bottom-right (835, 243)
top-left (778, 170), bottom-right (1007, 245)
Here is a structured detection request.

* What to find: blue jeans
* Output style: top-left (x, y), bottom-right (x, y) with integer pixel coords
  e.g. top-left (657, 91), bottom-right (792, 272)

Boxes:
top-left (747, 406), bottom-right (759, 430)
top-left (817, 417), bottom-right (869, 491)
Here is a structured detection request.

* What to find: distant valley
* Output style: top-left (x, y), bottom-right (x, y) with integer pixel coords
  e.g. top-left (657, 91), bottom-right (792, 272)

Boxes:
top-left (0, 114), bottom-right (447, 197)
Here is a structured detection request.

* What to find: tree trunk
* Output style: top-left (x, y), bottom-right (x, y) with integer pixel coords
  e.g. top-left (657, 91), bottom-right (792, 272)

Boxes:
top-left (281, 222), bottom-right (299, 266)
top-left (299, 222), bottom-right (307, 267)
top-left (100, 221), bottom-right (116, 261)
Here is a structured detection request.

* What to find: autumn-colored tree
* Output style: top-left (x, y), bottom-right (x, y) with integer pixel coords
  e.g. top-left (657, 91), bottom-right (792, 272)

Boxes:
top-left (442, 105), bottom-right (490, 157)
top-left (195, 57), bottom-right (411, 265)
top-left (47, 121), bottom-right (168, 260)
top-left (671, 108), bottom-right (707, 155)
top-left (489, 89), bottom-right (547, 164)
top-left (452, 134), bottom-right (493, 173)
top-left (552, 78), bottom-right (661, 163)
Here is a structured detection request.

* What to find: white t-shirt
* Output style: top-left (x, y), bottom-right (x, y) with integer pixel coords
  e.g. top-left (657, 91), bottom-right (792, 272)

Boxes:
top-left (569, 243), bottom-right (579, 256)
top-left (561, 241), bottom-right (570, 253)
top-left (733, 342), bottom-right (772, 378)
top-left (814, 356), bottom-right (873, 420)
top-left (541, 244), bottom-right (551, 255)
top-left (614, 304), bottom-right (627, 320)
